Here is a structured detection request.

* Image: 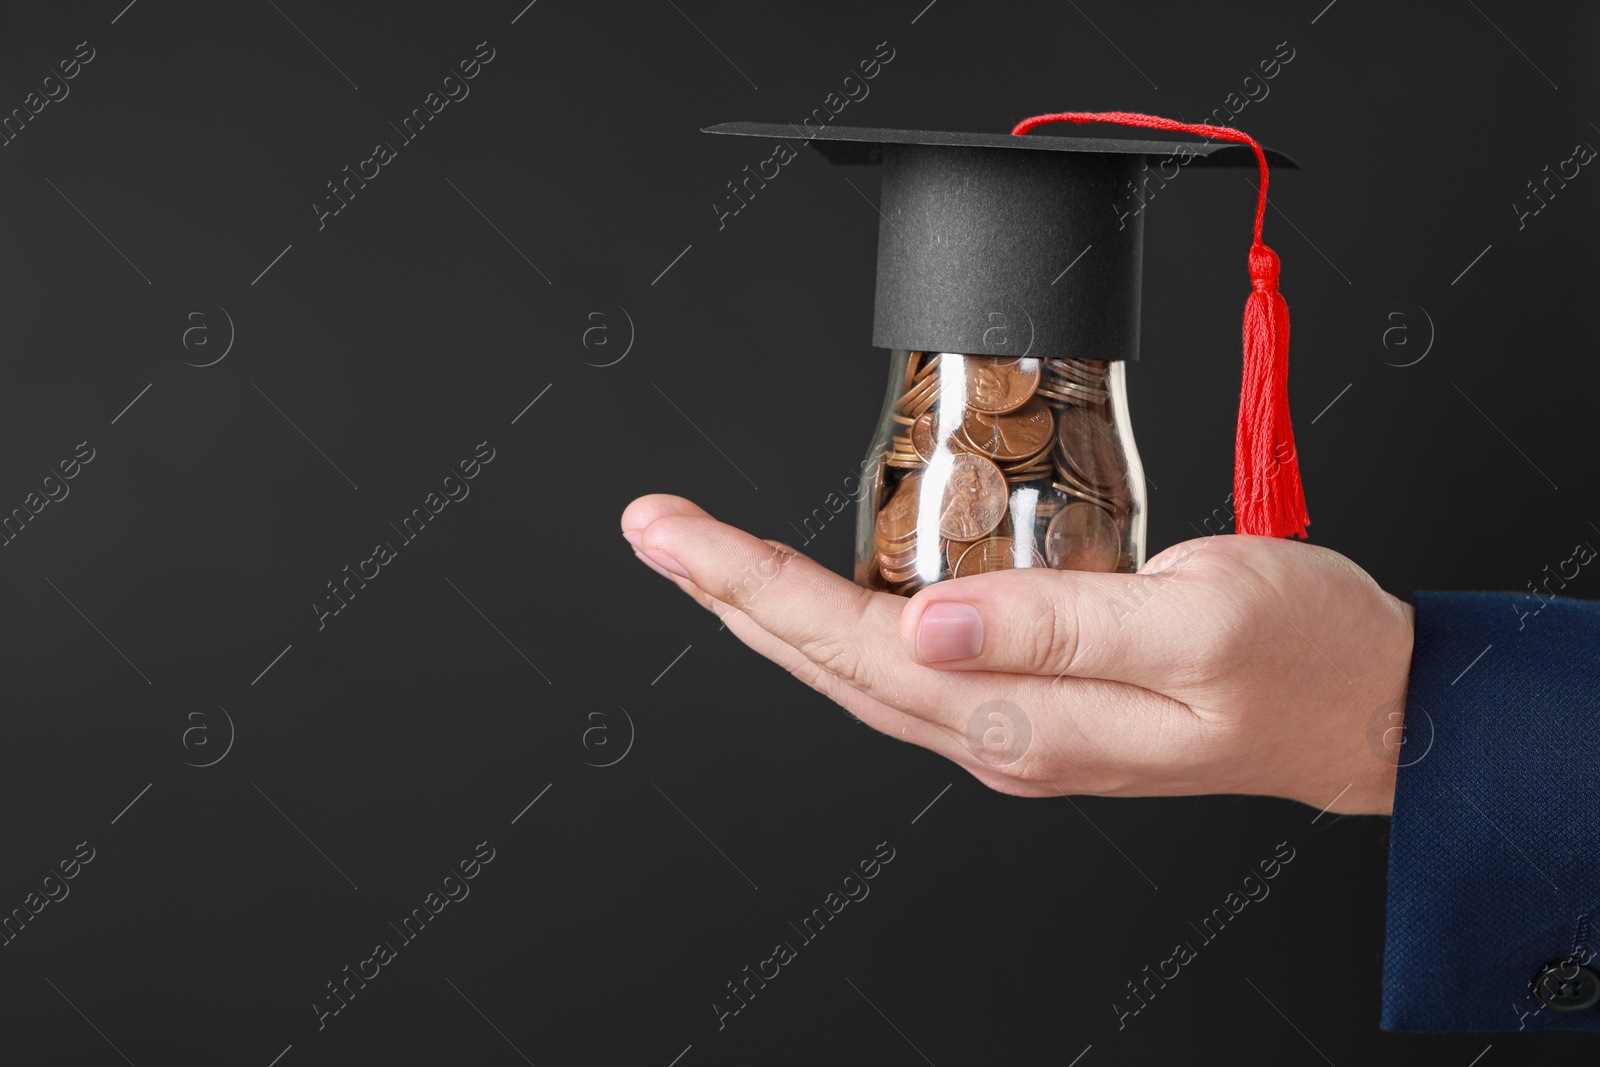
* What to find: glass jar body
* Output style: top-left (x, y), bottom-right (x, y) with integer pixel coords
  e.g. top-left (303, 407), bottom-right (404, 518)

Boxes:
top-left (855, 351), bottom-right (1146, 593)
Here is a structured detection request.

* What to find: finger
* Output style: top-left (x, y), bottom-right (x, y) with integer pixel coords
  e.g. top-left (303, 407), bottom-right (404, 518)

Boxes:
top-left (638, 513), bottom-right (964, 723)
top-left (624, 495), bottom-right (821, 570)
top-left (622, 493), bottom-right (711, 550)
top-left (709, 582), bottom-right (967, 756)
top-left (898, 560), bottom-right (1218, 689)
top-left (630, 511), bottom-right (1208, 794)
top-left (630, 530), bottom-right (967, 759)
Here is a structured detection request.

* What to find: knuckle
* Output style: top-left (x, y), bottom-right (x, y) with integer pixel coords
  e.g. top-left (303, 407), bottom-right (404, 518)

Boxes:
top-left (717, 542), bottom-right (798, 610)
top-left (1018, 593), bottom-right (1079, 674)
top-left (795, 635), bottom-right (871, 690)
top-left (784, 656), bottom-right (827, 691)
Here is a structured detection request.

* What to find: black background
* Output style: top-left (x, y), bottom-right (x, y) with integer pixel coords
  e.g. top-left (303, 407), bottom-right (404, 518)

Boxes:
top-left (2, 1), bottom-right (1597, 1063)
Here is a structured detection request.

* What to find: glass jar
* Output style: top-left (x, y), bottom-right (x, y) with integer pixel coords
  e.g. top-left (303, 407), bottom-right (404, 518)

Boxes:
top-left (855, 351), bottom-right (1145, 593)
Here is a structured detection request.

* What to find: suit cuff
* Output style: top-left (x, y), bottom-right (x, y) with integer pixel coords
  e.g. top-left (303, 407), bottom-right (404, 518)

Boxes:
top-left (1383, 590), bottom-right (1600, 1031)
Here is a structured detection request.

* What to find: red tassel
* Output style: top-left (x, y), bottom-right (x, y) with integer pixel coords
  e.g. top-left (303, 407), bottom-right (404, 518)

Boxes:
top-left (1012, 110), bottom-right (1309, 539)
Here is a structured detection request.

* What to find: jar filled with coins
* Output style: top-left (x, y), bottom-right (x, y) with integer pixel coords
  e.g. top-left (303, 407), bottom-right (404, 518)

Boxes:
top-left (694, 122), bottom-right (1293, 593)
top-left (856, 350), bottom-right (1145, 593)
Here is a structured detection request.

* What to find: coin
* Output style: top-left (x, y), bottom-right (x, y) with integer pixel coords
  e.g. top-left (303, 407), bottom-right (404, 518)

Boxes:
top-left (1055, 405), bottom-right (1126, 494)
top-left (1037, 381), bottom-right (1108, 405)
top-left (902, 351), bottom-right (924, 393)
top-left (1044, 502), bottom-right (1121, 572)
top-left (910, 411), bottom-right (967, 463)
top-left (1046, 357), bottom-right (1109, 385)
top-left (952, 537), bottom-right (1046, 578)
top-left (877, 539), bottom-right (919, 567)
top-left (936, 453), bottom-right (1008, 541)
top-left (896, 370), bottom-right (940, 416)
top-left (879, 555), bottom-right (924, 583)
top-left (1051, 478), bottom-right (1117, 511)
top-left (1005, 453), bottom-right (1053, 472)
top-left (961, 395), bottom-right (1055, 462)
top-left (963, 356), bottom-right (1042, 414)
top-left (875, 471), bottom-right (923, 547)
top-left (943, 536), bottom-right (979, 568)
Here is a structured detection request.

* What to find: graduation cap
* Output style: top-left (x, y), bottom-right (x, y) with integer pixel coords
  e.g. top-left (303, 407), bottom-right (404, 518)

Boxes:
top-left (703, 112), bottom-right (1308, 540)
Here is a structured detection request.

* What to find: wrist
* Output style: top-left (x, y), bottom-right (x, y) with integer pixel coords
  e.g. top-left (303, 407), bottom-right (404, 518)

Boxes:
top-left (1357, 596), bottom-right (1416, 815)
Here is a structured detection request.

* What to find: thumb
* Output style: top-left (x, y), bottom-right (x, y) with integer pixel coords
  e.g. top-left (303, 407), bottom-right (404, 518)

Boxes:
top-left (898, 557), bottom-right (1217, 689)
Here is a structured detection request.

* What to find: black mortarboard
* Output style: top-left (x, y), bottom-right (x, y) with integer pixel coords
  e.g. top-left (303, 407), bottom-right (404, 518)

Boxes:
top-left (702, 113), bottom-right (1309, 539)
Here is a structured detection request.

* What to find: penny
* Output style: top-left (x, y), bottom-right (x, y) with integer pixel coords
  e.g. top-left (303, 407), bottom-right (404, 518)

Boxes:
top-left (1051, 478), bottom-right (1116, 511)
top-left (879, 556), bottom-right (925, 584)
top-left (961, 395), bottom-right (1055, 462)
top-left (896, 377), bottom-right (937, 418)
top-left (963, 356), bottom-right (1042, 414)
top-left (952, 537), bottom-right (1046, 578)
top-left (1045, 502), bottom-right (1121, 572)
top-left (1004, 441), bottom-right (1055, 470)
top-left (874, 532), bottom-right (918, 557)
top-left (1055, 405), bottom-right (1125, 493)
top-left (878, 536), bottom-right (919, 564)
top-left (936, 453), bottom-right (1008, 541)
top-left (906, 384), bottom-right (942, 419)
top-left (875, 471), bottom-right (924, 547)
top-left (1046, 357), bottom-right (1109, 385)
top-left (1038, 381), bottom-right (1108, 405)
top-left (999, 437), bottom-right (1055, 475)
top-left (902, 351), bottom-right (924, 393)
top-left (943, 536), bottom-right (979, 568)
top-left (910, 411), bottom-right (967, 463)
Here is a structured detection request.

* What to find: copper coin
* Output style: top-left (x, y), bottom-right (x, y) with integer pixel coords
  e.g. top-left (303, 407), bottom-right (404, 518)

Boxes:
top-left (952, 537), bottom-right (1047, 578)
top-left (936, 453), bottom-right (1008, 541)
top-left (1046, 357), bottom-right (1109, 385)
top-left (963, 356), bottom-right (1042, 415)
top-left (942, 506), bottom-right (1016, 571)
top-left (875, 471), bottom-right (923, 547)
top-left (1045, 502), bottom-right (1121, 572)
top-left (1038, 381), bottom-right (1108, 406)
top-left (877, 540), bottom-right (919, 567)
top-left (1004, 439), bottom-right (1055, 471)
top-left (943, 537), bottom-right (978, 570)
top-left (1055, 405), bottom-right (1124, 493)
top-left (907, 384), bottom-right (942, 419)
top-left (879, 557), bottom-right (924, 584)
top-left (961, 395), bottom-right (1055, 462)
top-left (896, 369), bottom-right (940, 415)
top-left (1054, 405), bottom-right (1097, 483)
top-left (902, 352), bottom-right (924, 393)
top-left (1050, 480), bottom-right (1118, 515)
top-left (910, 411), bottom-right (969, 463)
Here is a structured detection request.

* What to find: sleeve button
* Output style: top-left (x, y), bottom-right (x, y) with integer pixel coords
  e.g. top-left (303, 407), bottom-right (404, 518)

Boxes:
top-left (1534, 962), bottom-right (1600, 1012)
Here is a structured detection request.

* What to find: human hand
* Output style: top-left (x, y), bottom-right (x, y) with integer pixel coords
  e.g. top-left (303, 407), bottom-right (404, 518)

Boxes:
top-left (622, 494), bottom-right (1414, 815)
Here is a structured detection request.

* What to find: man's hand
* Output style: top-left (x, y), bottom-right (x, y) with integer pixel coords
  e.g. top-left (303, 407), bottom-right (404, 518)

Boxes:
top-left (622, 494), bottom-right (1414, 815)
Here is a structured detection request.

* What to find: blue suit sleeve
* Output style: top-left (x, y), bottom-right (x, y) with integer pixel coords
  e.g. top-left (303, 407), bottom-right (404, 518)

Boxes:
top-left (1383, 590), bottom-right (1600, 1031)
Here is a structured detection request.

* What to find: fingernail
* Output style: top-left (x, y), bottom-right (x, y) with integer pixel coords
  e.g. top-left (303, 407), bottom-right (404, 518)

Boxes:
top-left (634, 550), bottom-right (674, 580)
top-left (622, 527), bottom-right (643, 551)
top-left (641, 547), bottom-right (689, 579)
top-left (916, 602), bottom-right (983, 662)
